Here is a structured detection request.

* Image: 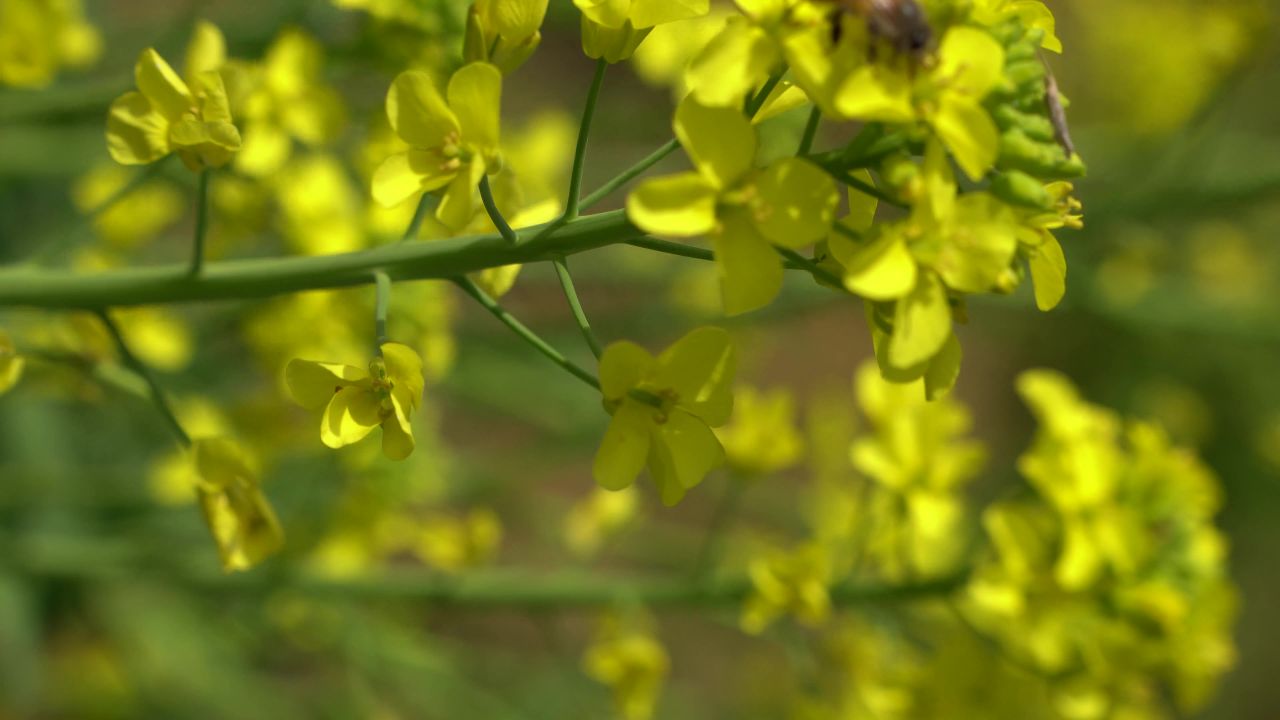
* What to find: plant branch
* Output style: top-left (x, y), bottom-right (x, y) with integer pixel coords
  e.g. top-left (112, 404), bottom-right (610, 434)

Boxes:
top-left (565, 58), bottom-right (608, 220)
top-left (578, 138), bottom-right (681, 213)
top-left (452, 275), bottom-right (601, 391)
top-left (373, 270), bottom-right (391, 349)
top-left (552, 257), bottom-right (603, 359)
top-left (401, 193), bottom-right (435, 242)
top-left (798, 106), bottom-right (822, 156)
top-left (188, 169), bottom-right (211, 276)
top-left (479, 175), bottom-right (518, 244)
top-left (95, 310), bottom-right (190, 447)
top-left (0, 210), bottom-right (642, 309)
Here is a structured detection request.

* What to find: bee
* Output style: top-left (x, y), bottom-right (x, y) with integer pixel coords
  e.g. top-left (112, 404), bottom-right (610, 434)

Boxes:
top-left (828, 0), bottom-right (933, 63)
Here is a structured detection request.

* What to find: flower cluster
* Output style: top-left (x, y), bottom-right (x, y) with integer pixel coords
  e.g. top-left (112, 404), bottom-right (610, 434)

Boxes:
top-left (0, 0), bottom-right (100, 87)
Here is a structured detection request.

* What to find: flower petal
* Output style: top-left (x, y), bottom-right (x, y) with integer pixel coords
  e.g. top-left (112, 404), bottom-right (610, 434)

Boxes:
top-left (372, 151), bottom-right (457, 208)
top-left (447, 62), bottom-right (503, 150)
top-left (674, 97), bottom-right (755, 189)
top-left (933, 98), bottom-right (999, 182)
top-left (381, 394), bottom-right (416, 461)
top-left (713, 209), bottom-right (784, 316)
top-left (599, 340), bottom-right (655, 400)
top-left (106, 91), bottom-right (170, 165)
top-left (135, 48), bottom-right (193, 122)
top-left (593, 401), bottom-right (652, 491)
top-left (843, 233), bottom-right (918, 300)
top-left (887, 272), bottom-right (952, 370)
top-left (436, 154), bottom-right (486, 229)
top-left (386, 70), bottom-right (460, 147)
top-left (649, 410), bottom-right (723, 505)
top-left (1029, 232), bottom-right (1067, 311)
top-left (382, 342), bottom-right (425, 413)
top-left (653, 326), bottom-right (735, 426)
top-left (750, 158), bottom-right (839, 248)
top-left (285, 359), bottom-right (368, 410)
top-left (320, 387), bottom-right (382, 448)
top-left (626, 172), bottom-right (718, 237)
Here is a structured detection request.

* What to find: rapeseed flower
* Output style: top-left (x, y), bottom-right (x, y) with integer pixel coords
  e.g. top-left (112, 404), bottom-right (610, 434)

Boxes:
top-left (574, 0), bottom-right (710, 63)
top-left (192, 437), bottom-right (284, 571)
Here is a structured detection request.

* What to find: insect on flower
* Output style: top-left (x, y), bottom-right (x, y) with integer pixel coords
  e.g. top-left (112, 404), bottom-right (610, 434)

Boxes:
top-left (1044, 70), bottom-right (1077, 158)
top-left (828, 0), bottom-right (934, 63)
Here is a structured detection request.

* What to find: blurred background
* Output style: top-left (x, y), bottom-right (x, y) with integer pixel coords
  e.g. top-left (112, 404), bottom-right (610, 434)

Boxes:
top-left (1, 0), bottom-right (1279, 717)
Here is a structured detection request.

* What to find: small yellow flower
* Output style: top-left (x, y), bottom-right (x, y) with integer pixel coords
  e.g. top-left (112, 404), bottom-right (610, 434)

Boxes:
top-left (583, 614), bottom-right (670, 720)
top-left (0, 0), bottom-right (101, 88)
top-left (106, 26), bottom-right (242, 171)
top-left (715, 385), bottom-right (804, 475)
top-left (594, 327), bottom-right (736, 505)
top-left (575, 0), bottom-right (710, 63)
top-left (414, 508), bottom-right (503, 572)
top-left (373, 62), bottom-right (504, 230)
top-left (464, 0), bottom-right (548, 73)
top-left (741, 542), bottom-right (832, 634)
top-left (0, 329), bottom-right (25, 395)
top-left (192, 437), bottom-right (284, 572)
top-left (285, 343), bottom-right (425, 460)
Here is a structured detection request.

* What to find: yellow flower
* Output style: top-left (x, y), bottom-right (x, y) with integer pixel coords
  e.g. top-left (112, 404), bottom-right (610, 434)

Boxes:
top-left (970, 0), bottom-right (1063, 53)
top-left (372, 62), bottom-right (504, 231)
top-left (148, 398), bottom-right (234, 505)
top-left (835, 26), bottom-right (1006, 180)
top-left (275, 154), bottom-right (365, 255)
top-left (285, 342), bottom-right (425, 460)
top-left (464, 0), bottom-right (548, 73)
top-left (226, 28), bottom-right (347, 176)
top-left (593, 326), bottom-right (736, 506)
top-left (583, 615), bottom-right (670, 720)
top-left (741, 542), bottom-right (832, 634)
top-left (715, 385), bottom-right (804, 475)
top-left (0, 0), bottom-right (101, 88)
top-left (831, 142), bottom-right (1019, 384)
top-left (627, 98), bottom-right (839, 315)
top-left (71, 163), bottom-right (184, 249)
top-left (106, 29), bottom-right (241, 171)
top-left (414, 508), bottom-right (503, 572)
top-left (574, 0), bottom-right (710, 63)
top-left (192, 437), bottom-right (284, 572)
top-left (564, 485), bottom-right (640, 556)
top-left (0, 328), bottom-right (25, 395)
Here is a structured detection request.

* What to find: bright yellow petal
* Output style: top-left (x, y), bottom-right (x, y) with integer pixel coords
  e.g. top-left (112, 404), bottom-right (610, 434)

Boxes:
top-left (184, 20), bottom-right (226, 84)
top-left (594, 401), bottom-right (652, 491)
top-left (631, 0), bottom-right (709, 28)
top-left (1030, 233), bottom-right (1067, 311)
top-left (835, 65), bottom-right (914, 123)
top-left (626, 172), bottom-right (718, 237)
top-left (924, 332), bottom-right (962, 401)
top-left (937, 27), bottom-right (1005, 100)
top-left (382, 342), bottom-right (425, 413)
top-left (320, 387), bottom-right (382, 448)
top-left (887, 272), bottom-right (951, 370)
top-left (436, 155), bottom-right (486, 230)
top-left (381, 395), bottom-right (416, 460)
top-left (447, 62), bottom-right (503, 149)
top-left (285, 359), bottom-right (368, 410)
top-left (372, 151), bottom-right (457, 208)
top-left (843, 234), bottom-right (917, 300)
top-left (674, 97), bottom-right (755, 189)
top-left (106, 91), bottom-right (170, 165)
top-left (653, 326), bottom-right (735, 426)
top-left (135, 48), bottom-right (193, 122)
top-left (932, 98), bottom-right (999, 182)
top-left (750, 158), bottom-right (839, 248)
top-left (649, 410), bottom-right (723, 505)
top-left (713, 210), bottom-right (784, 316)
top-left (386, 70), bottom-right (460, 147)
top-left (599, 340), bottom-right (656, 400)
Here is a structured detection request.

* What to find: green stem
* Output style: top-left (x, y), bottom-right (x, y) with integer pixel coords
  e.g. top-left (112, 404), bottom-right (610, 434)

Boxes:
top-left (0, 210), bottom-right (640, 309)
top-left (774, 246), bottom-right (843, 287)
top-left (452, 275), bottom-right (601, 391)
top-left (189, 169), bottom-right (211, 276)
top-left (565, 58), bottom-right (608, 220)
top-left (578, 138), bottom-right (680, 213)
top-left (745, 70), bottom-right (785, 117)
top-left (691, 477), bottom-right (746, 579)
top-left (95, 310), bottom-right (190, 448)
top-left (797, 106), bottom-right (822, 156)
top-left (625, 236), bottom-right (844, 288)
top-left (552, 257), bottom-right (603, 359)
top-left (834, 169), bottom-right (907, 208)
top-left (373, 271), bottom-right (391, 349)
top-left (478, 175), bottom-right (517, 244)
top-left (401, 193), bottom-right (434, 242)
top-left (8, 531), bottom-right (970, 608)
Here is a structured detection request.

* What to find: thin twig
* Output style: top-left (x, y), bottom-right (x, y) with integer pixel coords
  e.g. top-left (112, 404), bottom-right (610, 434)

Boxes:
top-left (95, 310), bottom-right (190, 447)
top-left (553, 257), bottom-right (604, 359)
